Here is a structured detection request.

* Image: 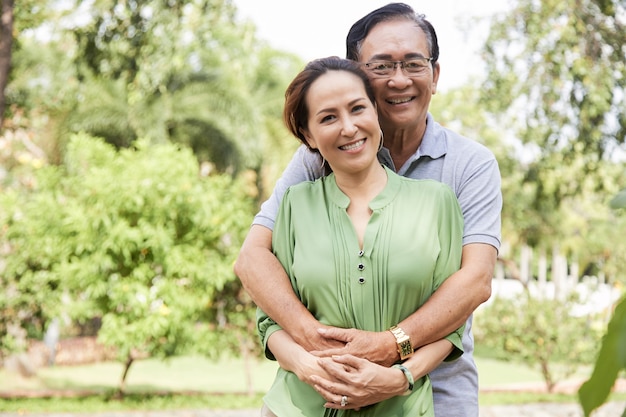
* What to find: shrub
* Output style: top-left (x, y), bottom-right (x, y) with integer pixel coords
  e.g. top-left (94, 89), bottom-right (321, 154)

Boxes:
top-left (474, 289), bottom-right (603, 392)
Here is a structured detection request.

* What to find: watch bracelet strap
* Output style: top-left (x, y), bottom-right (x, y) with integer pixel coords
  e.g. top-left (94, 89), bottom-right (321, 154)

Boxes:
top-left (388, 325), bottom-right (413, 359)
top-left (392, 364), bottom-right (414, 396)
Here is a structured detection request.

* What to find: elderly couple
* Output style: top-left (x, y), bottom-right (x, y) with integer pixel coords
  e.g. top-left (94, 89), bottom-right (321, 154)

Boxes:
top-left (234, 3), bottom-right (502, 417)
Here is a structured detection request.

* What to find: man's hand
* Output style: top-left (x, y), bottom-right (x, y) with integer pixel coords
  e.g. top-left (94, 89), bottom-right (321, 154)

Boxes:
top-left (310, 354), bottom-right (405, 410)
top-left (293, 324), bottom-right (346, 352)
top-left (310, 327), bottom-right (398, 367)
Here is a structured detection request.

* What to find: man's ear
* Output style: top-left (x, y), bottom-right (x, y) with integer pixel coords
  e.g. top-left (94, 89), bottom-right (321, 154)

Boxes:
top-left (431, 61), bottom-right (440, 95)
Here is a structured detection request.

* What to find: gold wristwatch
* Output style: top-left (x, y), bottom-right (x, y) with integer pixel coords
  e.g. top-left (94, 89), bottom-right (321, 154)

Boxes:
top-left (389, 325), bottom-right (413, 360)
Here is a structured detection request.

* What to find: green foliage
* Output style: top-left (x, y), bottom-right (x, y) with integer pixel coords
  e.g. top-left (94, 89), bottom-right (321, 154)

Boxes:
top-left (431, 84), bottom-right (626, 287)
top-left (13, 1), bottom-right (47, 34)
top-left (481, 0), bottom-right (626, 236)
top-left (611, 189), bottom-right (626, 210)
top-left (578, 295), bottom-right (626, 416)
top-left (64, 0), bottom-right (255, 170)
top-left (474, 291), bottom-right (603, 392)
top-left (430, 84), bottom-right (528, 251)
top-left (477, 0), bottom-right (626, 288)
top-left (579, 189), bottom-right (626, 417)
top-left (0, 134), bottom-right (257, 387)
top-left (8, 0), bottom-right (302, 177)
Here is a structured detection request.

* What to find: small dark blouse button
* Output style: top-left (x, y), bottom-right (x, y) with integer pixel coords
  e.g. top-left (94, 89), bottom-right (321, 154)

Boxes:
top-left (358, 277), bottom-right (365, 284)
top-left (358, 263), bottom-right (364, 271)
top-left (358, 250), bottom-right (364, 257)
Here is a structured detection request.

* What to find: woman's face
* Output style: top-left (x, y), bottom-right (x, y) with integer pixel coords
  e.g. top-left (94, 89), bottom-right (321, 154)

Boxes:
top-left (358, 19), bottom-right (440, 132)
top-left (301, 70), bottom-right (381, 176)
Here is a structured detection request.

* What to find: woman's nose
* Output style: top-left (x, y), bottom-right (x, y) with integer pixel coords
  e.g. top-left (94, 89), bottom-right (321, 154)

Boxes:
top-left (341, 118), bottom-right (358, 137)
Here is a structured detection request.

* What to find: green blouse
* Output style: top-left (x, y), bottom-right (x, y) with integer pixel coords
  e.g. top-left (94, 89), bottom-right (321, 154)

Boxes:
top-left (257, 166), bottom-right (464, 417)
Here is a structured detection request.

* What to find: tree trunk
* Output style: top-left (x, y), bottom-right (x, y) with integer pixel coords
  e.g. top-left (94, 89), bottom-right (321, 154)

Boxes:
top-left (540, 359), bottom-right (555, 393)
top-left (116, 354), bottom-right (134, 398)
top-left (0, 0), bottom-right (14, 130)
top-left (239, 333), bottom-right (255, 396)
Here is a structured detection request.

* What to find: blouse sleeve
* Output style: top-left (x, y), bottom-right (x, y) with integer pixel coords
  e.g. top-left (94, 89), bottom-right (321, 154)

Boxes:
top-left (256, 187), bottom-right (298, 361)
top-left (433, 185), bottom-right (466, 361)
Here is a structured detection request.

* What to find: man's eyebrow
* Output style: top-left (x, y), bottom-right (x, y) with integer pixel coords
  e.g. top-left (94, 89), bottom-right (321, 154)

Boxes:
top-left (368, 52), bottom-right (429, 60)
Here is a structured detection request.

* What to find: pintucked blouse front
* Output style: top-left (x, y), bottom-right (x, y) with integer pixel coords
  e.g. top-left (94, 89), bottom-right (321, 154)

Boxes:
top-left (257, 167), bottom-right (464, 417)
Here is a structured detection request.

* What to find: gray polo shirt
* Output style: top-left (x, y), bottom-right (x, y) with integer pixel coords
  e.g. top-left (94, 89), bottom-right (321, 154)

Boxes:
top-left (253, 112), bottom-right (502, 417)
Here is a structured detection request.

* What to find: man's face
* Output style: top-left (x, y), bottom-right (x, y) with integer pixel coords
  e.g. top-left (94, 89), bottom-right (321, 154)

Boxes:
top-left (358, 19), bottom-right (440, 131)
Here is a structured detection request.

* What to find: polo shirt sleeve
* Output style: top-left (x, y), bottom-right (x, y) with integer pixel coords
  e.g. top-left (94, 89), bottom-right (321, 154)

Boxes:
top-left (252, 145), bottom-right (324, 231)
top-left (457, 154), bottom-right (502, 251)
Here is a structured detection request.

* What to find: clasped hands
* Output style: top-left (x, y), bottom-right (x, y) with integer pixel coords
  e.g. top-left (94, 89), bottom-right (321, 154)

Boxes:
top-left (293, 326), bottom-right (406, 410)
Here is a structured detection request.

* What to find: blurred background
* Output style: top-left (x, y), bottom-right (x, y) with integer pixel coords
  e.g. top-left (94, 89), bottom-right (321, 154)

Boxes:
top-left (0, 0), bottom-right (624, 415)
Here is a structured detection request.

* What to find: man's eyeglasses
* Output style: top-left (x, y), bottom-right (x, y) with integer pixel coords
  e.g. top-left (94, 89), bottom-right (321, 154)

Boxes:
top-left (364, 58), bottom-right (433, 78)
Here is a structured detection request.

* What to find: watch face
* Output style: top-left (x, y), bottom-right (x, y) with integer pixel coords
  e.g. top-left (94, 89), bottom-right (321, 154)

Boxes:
top-left (400, 341), bottom-right (413, 357)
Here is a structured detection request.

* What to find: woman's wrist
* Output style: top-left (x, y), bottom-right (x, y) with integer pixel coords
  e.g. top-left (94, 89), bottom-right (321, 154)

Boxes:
top-left (392, 364), bottom-right (414, 396)
top-left (291, 351), bottom-right (320, 381)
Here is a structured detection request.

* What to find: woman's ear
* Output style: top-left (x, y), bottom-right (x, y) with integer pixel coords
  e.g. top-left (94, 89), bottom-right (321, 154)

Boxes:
top-left (300, 127), bottom-right (317, 149)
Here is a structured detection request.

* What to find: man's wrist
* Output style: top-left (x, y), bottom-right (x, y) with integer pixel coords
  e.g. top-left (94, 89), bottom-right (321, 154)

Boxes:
top-left (289, 317), bottom-right (323, 349)
top-left (293, 326), bottom-right (317, 344)
top-left (388, 325), bottom-right (414, 361)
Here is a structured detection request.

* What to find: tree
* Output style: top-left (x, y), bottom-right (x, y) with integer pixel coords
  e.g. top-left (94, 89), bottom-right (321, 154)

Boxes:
top-left (4, 0), bottom-right (301, 178)
top-left (478, 0), bottom-right (626, 290)
top-left (430, 83), bottom-right (524, 248)
top-left (60, 0), bottom-right (301, 175)
top-left (0, 0), bottom-right (14, 129)
top-left (0, 134), bottom-right (257, 394)
top-left (482, 0), bottom-right (626, 235)
top-left (0, 0), bottom-right (52, 130)
top-left (474, 291), bottom-right (602, 392)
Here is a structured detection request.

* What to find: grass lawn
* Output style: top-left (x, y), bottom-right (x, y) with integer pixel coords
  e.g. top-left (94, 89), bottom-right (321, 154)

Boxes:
top-left (1, 355), bottom-right (623, 412)
top-left (1, 355), bottom-right (544, 394)
top-left (0, 356), bottom-right (278, 394)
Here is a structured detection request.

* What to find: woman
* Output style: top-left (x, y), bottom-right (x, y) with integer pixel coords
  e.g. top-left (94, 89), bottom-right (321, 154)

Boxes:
top-left (256, 56), bottom-right (464, 417)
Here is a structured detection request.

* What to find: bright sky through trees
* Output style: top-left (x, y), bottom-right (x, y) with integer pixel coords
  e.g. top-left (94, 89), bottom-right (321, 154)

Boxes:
top-left (233, 0), bottom-right (509, 91)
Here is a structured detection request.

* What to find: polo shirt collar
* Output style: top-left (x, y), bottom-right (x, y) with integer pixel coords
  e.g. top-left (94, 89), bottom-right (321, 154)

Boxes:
top-left (417, 113), bottom-right (447, 160)
top-left (377, 113), bottom-right (448, 173)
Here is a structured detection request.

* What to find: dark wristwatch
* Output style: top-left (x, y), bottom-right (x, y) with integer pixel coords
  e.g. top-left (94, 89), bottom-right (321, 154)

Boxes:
top-left (388, 325), bottom-right (414, 360)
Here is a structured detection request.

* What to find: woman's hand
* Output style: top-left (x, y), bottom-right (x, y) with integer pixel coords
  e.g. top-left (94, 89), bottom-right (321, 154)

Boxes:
top-left (267, 330), bottom-right (333, 385)
top-left (310, 354), bottom-right (407, 410)
top-left (288, 349), bottom-right (334, 386)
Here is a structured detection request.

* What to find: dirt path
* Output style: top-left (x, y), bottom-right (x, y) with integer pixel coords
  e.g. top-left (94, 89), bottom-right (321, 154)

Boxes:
top-left (0, 401), bottom-right (625, 417)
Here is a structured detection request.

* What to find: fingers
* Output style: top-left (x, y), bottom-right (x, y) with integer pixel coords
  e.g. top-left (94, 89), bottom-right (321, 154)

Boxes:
top-left (330, 353), bottom-right (364, 367)
top-left (318, 327), bottom-right (354, 343)
top-left (317, 329), bottom-right (394, 366)
top-left (316, 357), bottom-right (355, 382)
top-left (310, 347), bottom-right (349, 358)
top-left (311, 378), bottom-right (353, 410)
top-left (311, 377), bottom-right (364, 410)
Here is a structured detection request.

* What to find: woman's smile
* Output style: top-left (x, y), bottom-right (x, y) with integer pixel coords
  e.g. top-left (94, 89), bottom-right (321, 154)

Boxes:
top-left (339, 138), bottom-right (366, 151)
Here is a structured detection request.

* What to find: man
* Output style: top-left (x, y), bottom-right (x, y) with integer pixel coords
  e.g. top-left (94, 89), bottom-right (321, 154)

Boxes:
top-left (234, 3), bottom-right (501, 416)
